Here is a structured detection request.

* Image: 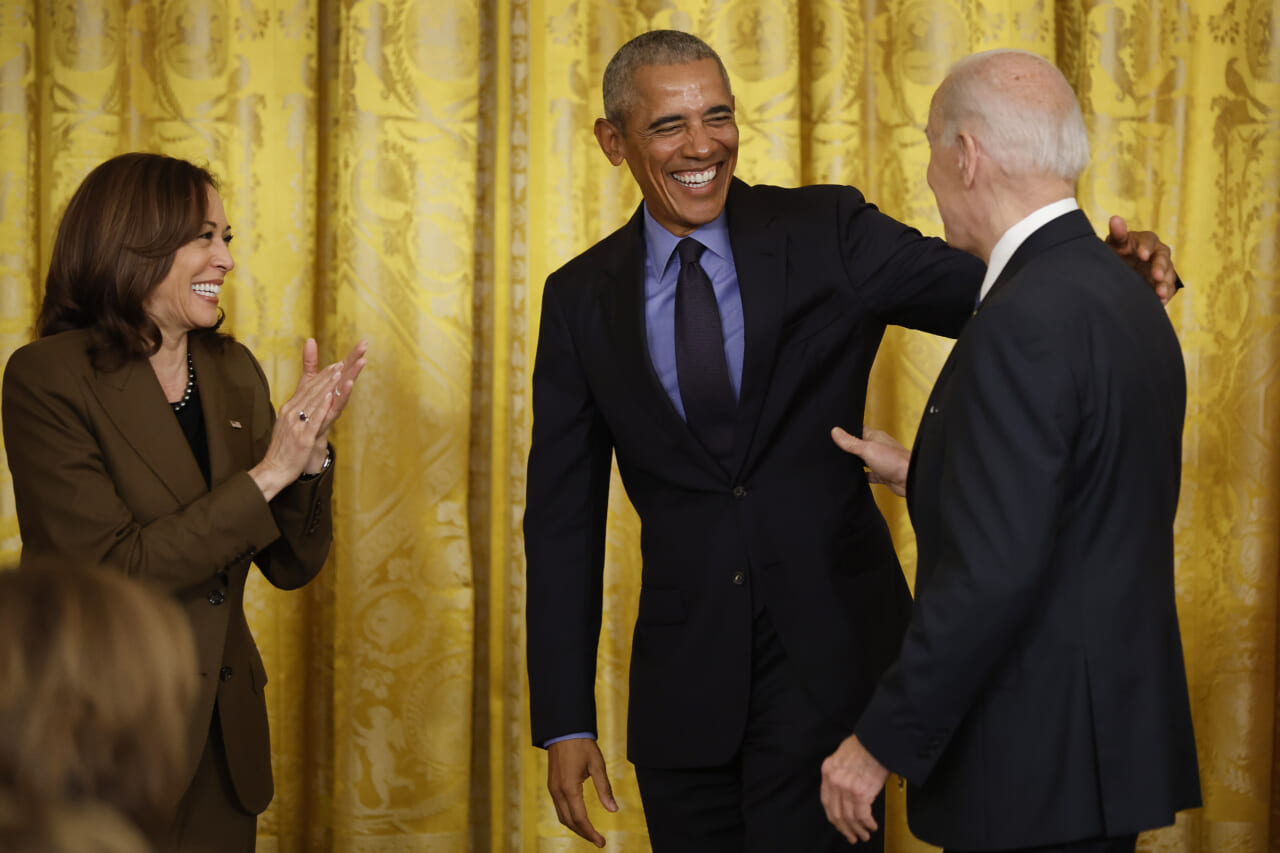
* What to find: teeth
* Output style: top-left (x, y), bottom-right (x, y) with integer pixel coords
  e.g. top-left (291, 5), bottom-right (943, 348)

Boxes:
top-left (192, 283), bottom-right (221, 298)
top-left (673, 166), bottom-right (716, 187)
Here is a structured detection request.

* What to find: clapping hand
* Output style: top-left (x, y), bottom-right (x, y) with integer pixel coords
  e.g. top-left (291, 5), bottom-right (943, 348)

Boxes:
top-left (250, 338), bottom-right (367, 501)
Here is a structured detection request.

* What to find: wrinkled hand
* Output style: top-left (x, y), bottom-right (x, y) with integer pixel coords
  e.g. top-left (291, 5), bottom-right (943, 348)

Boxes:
top-left (547, 738), bottom-right (618, 848)
top-left (249, 337), bottom-right (367, 501)
top-left (832, 426), bottom-right (910, 497)
top-left (821, 734), bottom-right (889, 845)
top-left (1105, 216), bottom-right (1178, 305)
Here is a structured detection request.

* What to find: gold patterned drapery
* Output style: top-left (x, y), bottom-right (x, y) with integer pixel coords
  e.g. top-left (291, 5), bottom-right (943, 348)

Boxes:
top-left (0, 1), bottom-right (1276, 850)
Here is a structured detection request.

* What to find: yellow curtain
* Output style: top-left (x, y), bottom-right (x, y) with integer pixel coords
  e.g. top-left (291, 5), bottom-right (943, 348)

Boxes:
top-left (0, 1), bottom-right (1276, 850)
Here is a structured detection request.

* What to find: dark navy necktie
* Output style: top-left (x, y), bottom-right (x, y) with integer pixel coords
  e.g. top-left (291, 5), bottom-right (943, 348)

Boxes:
top-left (674, 237), bottom-right (736, 463)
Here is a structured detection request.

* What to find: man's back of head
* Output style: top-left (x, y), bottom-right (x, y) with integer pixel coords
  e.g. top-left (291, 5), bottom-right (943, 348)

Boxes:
top-left (934, 48), bottom-right (1089, 184)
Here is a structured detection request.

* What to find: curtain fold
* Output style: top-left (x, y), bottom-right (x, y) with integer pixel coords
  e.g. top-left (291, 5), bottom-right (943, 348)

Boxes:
top-left (0, 2), bottom-right (1275, 850)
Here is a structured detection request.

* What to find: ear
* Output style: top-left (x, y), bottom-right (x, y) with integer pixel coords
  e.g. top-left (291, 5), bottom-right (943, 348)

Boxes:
top-left (955, 131), bottom-right (980, 189)
top-left (594, 118), bottom-right (626, 166)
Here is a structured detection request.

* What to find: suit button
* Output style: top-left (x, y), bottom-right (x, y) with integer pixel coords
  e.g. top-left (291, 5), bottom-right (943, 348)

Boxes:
top-left (245, 547), bottom-right (256, 559)
top-left (732, 571), bottom-right (745, 585)
top-left (208, 590), bottom-right (225, 606)
top-left (219, 666), bottom-right (233, 682)
top-left (732, 485), bottom-right (747, 498)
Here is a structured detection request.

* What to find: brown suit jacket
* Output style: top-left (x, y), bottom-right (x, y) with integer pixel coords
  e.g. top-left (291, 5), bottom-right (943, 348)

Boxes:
top-left (2, 328), bottom-right (333, 816)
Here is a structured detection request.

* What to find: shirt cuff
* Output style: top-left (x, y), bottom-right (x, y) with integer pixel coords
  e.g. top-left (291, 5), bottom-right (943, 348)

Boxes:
top-left (543, 732), bottom-right (596, 748)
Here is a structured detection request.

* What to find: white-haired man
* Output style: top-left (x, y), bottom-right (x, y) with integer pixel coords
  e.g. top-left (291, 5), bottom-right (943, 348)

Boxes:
top-left (819, 49), bottom-right (1201, 853)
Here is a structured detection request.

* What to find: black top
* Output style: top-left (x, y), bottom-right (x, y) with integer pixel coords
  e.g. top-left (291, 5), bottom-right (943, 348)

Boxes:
top-left (173, 382), bottom-right (211, 487)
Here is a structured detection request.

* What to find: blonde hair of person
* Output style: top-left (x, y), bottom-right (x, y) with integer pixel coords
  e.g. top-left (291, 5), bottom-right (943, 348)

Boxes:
top-left (0, 562), bottom-right (199, 840)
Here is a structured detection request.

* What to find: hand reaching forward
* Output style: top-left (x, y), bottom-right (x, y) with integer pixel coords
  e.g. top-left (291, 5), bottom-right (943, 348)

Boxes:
top-left (832, 426), bottom-right (910, 497)
top-left (249, 338), bottom-right (368, 501)
top-left (1105, 216), bottom-right (1179, 305)
top-left (547, 738), bottom-right (618, 848)
top-left (821, 734), bottom-right (890, 844)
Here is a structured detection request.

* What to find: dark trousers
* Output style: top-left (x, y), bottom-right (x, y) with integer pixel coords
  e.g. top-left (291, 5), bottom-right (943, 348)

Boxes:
top-left (166, 705), bottom-right (258, 853)
top-left (634, 609), bottom-right (881, 852)
top-left (947, 836), bottom-right (1138, 853)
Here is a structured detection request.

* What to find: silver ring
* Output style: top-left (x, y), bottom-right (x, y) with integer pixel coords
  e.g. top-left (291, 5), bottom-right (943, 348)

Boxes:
top-left (298, 410), bottom-right (309, 422)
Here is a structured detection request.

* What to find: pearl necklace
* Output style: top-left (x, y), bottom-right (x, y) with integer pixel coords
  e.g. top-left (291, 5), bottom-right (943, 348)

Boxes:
top-left (170, 352), bottom-right (196, 413)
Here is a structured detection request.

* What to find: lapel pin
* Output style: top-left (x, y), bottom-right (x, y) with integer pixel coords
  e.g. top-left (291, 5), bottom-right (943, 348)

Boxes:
top-left (229, 420), bottom-right (243, 430)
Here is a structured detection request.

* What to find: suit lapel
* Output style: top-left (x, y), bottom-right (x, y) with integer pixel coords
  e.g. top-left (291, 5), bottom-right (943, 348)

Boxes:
top-left (726, 180), bottom-right (785, 477)
top-left (606, 183), bottom-right (786, 479)
top-left (87, 354), bottom-right (207, 505)
top-left (602, 206), bottom-right (687, 430)
top-left (192, 336), bottom-right (258, 487)
top-left (905, 342), bottom-right (962, 507)
top-left (604, 204), bottom-right (737, 475)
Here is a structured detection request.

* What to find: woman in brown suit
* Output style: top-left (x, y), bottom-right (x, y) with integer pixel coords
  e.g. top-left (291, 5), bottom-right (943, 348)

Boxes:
top-left (1, 153), bottom-right (367, 851)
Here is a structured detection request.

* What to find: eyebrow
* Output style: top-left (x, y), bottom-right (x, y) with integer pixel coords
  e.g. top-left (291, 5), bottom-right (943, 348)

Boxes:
top-left (645, 103), bottom-right (733, 132)
top-left (202, 220), bottom-right (232, 231)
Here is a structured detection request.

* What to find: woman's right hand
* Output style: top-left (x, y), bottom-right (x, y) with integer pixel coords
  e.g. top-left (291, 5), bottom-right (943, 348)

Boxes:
top-left (249, 338), bottom-right (366, 501)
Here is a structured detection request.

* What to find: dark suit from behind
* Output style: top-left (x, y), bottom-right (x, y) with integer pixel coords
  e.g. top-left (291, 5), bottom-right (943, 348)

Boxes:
top-left (855, 211), bottom-right (1200, 850)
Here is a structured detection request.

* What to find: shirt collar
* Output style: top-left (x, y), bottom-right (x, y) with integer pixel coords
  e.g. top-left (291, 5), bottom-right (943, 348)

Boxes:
top-left (643, 203), bottom-right (733, 276)
top-left (978, 197), bottom-right (1079, 305)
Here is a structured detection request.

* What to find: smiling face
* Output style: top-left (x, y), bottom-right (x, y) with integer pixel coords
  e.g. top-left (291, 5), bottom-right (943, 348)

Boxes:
top-left (595, 58), bottom-right (739, 237)
top-left (143, 184), bottom-right (234, 343)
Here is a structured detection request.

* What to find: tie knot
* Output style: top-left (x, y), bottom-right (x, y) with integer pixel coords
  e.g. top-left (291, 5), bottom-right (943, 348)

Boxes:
top-left (677, 237), bottom-right (706, 266)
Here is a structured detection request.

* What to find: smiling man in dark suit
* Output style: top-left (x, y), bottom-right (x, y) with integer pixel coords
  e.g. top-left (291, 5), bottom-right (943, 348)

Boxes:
top-left (524, 31), bottom-right (1183, 852)
top-left (819, 49), bottom-right (1200, 853)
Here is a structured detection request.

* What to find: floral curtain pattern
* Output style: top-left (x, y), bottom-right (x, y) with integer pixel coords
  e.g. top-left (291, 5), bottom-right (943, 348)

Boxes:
top-left (0, 1), bottom-right (1275, 850)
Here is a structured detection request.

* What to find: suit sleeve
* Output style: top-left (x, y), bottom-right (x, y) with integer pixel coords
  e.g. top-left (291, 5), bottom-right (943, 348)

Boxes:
top-left (835, 189), bottom-right (985, 339)
top-left (854, 300), bottom-right (1077, 784)
top-left (241, 344), bottom-right (333, 591)
top-left (523, 278), bottom-right (614, 747)
top-left (1, 342), bottom-right (330, 594)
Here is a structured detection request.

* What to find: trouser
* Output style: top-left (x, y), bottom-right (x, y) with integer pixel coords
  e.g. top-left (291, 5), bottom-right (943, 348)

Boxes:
top-left (166, 704), bottom-right (258, 853)
top-left (634, 608), bottom-right (881, 852)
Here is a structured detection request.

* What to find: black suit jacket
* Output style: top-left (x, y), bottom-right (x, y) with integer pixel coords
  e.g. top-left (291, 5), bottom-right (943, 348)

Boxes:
top-left (855, 211), bottom-right (1200, 848)
top-left (525, 179), bottom-right (984, 768)
top-left (2, 328), bottom-right (333, 816)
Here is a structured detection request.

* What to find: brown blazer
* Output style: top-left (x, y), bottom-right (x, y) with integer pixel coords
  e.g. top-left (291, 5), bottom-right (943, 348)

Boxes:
top-left (2, 328), bottom-right (333, 816)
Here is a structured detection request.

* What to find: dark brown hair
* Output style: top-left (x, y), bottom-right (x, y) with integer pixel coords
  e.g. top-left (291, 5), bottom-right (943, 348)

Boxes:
top-left (38, 152), bottom-right (225, 371)
top-left (0, 561), bottom-right (198, 840)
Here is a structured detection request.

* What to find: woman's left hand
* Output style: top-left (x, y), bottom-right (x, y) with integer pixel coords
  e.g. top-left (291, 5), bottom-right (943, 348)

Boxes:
top-left (299, 338), bottom-right (368, 474)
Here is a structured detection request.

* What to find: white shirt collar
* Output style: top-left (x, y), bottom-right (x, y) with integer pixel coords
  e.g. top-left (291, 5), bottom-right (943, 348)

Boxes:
top-left (977, 198), bottom-right (1080, 305)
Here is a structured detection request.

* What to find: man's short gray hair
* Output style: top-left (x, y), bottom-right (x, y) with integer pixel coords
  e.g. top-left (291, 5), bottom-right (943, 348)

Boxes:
top-left (602, 30), bottom-right (733, 132)
top-left (935, 49), bottom-right (1090, 182)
